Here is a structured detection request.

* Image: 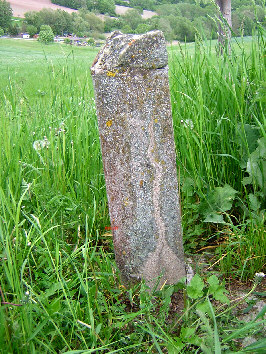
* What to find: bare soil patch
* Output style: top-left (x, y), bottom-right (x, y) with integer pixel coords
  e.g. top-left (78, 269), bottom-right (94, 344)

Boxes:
top-left (9, 0), bottom-right (77, 18)
top-left (9, 1), bottom-right (157, 20)
top-left (115, 5), bottom-right (157, 19)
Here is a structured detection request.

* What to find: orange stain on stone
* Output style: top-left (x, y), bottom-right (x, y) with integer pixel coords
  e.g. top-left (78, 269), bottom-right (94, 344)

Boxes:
top-left (107, 70), bottom-right (118, 77)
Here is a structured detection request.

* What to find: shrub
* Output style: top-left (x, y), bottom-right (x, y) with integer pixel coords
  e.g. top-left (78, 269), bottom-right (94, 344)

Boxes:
top-left (38, 25), bottom-right (54, 44)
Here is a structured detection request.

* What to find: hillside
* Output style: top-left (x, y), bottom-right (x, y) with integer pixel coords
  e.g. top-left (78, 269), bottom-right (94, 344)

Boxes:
top-left (8, 0), bottom-right (156, 19)
top-left (8, 0), bottom-right (77, 17)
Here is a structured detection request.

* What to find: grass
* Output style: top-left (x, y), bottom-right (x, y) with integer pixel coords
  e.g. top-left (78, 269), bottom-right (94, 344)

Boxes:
top-left (0, 34), bottom-right (265, 352)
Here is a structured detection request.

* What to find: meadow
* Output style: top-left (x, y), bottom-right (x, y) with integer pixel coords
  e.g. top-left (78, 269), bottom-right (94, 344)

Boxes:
top-left (0, 34), bottom-right (265, 352)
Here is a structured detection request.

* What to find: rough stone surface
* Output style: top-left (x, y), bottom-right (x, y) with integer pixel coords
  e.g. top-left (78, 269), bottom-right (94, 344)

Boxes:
top-left (91, 31), bottom-right (186, 289)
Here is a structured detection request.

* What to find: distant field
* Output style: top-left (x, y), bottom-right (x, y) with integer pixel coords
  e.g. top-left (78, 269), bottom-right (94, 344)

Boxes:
top-left (8, 0), bottom-right (77, 17)
top-left (0, 39), bottom-right (98, 100)
top-left (0, 36), bottom-right (255, 97)
top-left (8, 0), bottom-right (156, 19)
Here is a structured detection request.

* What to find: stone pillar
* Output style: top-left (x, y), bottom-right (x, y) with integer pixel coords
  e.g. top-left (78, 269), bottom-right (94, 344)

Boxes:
top-left (91, 31), bottom-right (186, 290)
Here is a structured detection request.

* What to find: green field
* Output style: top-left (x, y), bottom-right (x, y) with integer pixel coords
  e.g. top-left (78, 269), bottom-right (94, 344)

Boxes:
top-left (0, 36), bottom-right (265, 352)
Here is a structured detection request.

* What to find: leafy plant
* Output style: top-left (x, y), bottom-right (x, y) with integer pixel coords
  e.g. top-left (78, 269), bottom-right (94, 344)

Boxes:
top-left (38, 25), bottom-right (54, 44)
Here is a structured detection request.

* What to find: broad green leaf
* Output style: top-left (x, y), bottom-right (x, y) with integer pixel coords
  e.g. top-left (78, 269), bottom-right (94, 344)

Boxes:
top-left (196, 300), bottom-right (212, 316)
top-left (207, 275), bottom-right (229, 304)
top-left (180, 327), bottom-right (201, 346)
top-left (204, 213), bottom-right (225, 224)
top-left (210, 184), bottom-right (238, 212)
top-left (207, 275), bottom-right (220, 290)
top-left (167, 338), bottom-right (184, 353)
top-left (246, 137), bottom-right (266, 192)
top-left (248, 193), bottom-right (261, 211)
top-left (181, 327), bottom-right (196, 338)
top-left (242, 176), bottom-right (252, 186)
top-left (201, 184), bottom-right (238, 222)
top-left (187, 274), bottom-right (204, 299)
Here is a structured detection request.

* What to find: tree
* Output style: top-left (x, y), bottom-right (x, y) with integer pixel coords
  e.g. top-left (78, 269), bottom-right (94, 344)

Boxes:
top-left (8, 23), bottom-right (20, 36)
top-left (122, 9), bottom-right (143, 31)
top-left (27, 25), bottom-right (38, 37)
top-left (38, 25), bottom-right (54, 44)
top-left (24, 11), bottom-right (42, 32)
top-left (86, 0), bottom-right (116, 15)
top-left (135, 23), bottom-right (151, 34)
top-left (0, 26), bottom-right (4, 36)
top-left (0, 0), bottom-right (13, 31)
top-left (216, 0), bottom-right (232, 52)
top-left (195, 0), bottom-right (232, 51)
top-left (158, 17), bottom-right (174, 41)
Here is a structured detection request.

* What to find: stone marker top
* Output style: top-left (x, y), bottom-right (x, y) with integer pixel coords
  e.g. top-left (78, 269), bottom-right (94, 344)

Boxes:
top-left (91, 30), bottom-right (168, 74)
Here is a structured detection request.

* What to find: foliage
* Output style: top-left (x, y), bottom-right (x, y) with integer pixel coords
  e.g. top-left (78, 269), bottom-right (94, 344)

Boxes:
top-left (18, 0), bottom-right (265, 41)
top-left (38, 25), bottom-right (54, 44)
top-left (122, 8), bottom-right (143, 31)
top-left (0, 26), bottom-right (4, 36)
top-left (24, 8), bottom-right (104, 38)
top-left (26, 24), bottom-right (38, 38)
top-left (87, 37), bottom-right (95, 45)
top-left (170, 28), bottom-right (265, 278)
top-left (87, 0), bottom-right (116, 15)
top-left (8, 22), bottom-right (19, 36)
top-left (0, 0), bottom-right (12, 31)
top-left (25, 9), bottom-right (74, 35)
top-left (51, 0), bottom-right (116, 15)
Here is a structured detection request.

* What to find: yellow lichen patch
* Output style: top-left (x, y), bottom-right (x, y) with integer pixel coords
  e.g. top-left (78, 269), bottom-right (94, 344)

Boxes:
top-left (154, 119), bottom-right (158, 123)
top-left (107, 70), bottom-right (118, 77)
top-left (139, 180), bottom-right (144, 187)
top-left (123, 197), bottom-right (129, 206)
top-left (122, 250), bottom-right (126, 255)
top-left (106, 120), bottom-right (113, 127)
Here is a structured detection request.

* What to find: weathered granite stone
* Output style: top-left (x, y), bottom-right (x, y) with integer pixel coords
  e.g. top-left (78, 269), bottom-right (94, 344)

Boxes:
top-left (91, 31), bottom-right (186, 289)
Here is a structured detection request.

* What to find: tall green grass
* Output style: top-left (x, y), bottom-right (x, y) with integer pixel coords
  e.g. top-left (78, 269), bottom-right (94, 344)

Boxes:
top-left (0, 35), bottom-right (265, 351)
top-left (169, 31), bottom-right (265, 279)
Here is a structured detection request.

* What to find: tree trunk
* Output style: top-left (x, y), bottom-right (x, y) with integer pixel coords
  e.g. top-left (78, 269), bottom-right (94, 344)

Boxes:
top-left (216, 0), bottom-right (232, 53)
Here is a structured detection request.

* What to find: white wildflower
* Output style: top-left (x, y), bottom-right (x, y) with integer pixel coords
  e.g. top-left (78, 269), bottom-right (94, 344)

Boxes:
top-left (33, 138), bottom-right (50, 151)
top-left (181, 119), bottom-right (194, 129)
top-left (255, 272), bottom-right (265, 279)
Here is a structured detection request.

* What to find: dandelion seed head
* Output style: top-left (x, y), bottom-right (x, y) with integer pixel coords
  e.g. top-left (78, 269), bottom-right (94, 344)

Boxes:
top-left (181, 119), bottom-right (194, 129)
top-left (33, 138), bottom-right (50, 151)
top-left (255, 272), bottom-right (265, 279)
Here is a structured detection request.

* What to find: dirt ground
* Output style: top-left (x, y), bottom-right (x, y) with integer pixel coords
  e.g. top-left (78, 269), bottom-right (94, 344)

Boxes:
top-left (115, 5), bottom-right (157, 19)
top-left (9, 0), bottom-right (157, 19)
top-left (9, 0), bottom-right (77, 17)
